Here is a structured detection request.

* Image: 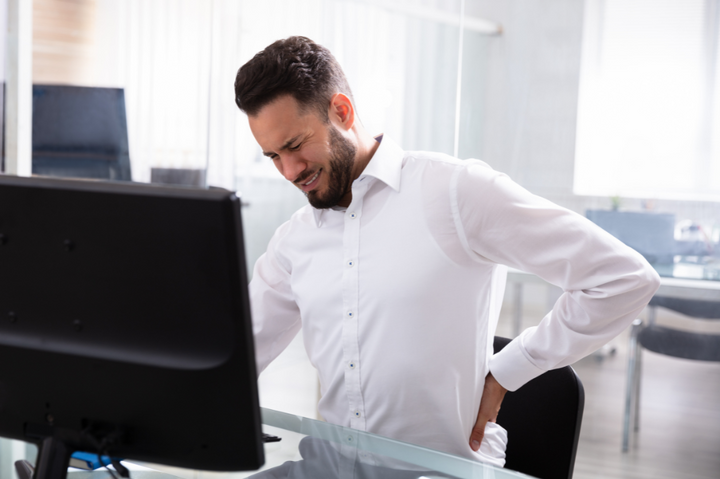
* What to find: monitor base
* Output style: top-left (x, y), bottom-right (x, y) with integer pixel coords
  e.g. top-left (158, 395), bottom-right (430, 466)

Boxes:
top-left (15, 459), bottom-right (34, 479)
top-left (16, 436), bottom-right (72, 479)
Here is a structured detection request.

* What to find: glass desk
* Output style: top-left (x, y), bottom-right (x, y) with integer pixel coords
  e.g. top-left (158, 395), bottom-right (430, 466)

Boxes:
top-left (0, 408), bottom-right (533, 479)
top-left (245, 408), bottom-right (531, 479)
top-left (653, 256), bottom-right (720, 282)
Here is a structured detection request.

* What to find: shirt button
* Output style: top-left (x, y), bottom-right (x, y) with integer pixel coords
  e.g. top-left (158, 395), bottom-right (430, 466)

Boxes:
top-left (347, 311), bottom-right (354, 318)
top-left (347, 260), bottom-right (355, 268)
top-left (349, 212), bottom-right (357, 219)
top-left (353, 410), bottom-right (361, 418)
top-left (348, 360), bottom-right (356, 369)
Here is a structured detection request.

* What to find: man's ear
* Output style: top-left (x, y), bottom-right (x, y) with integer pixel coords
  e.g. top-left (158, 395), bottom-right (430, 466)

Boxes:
top-left (328, 93), bottom-right (355, 131)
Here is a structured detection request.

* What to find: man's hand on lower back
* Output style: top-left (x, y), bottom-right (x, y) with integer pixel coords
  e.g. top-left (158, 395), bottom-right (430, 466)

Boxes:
top-left (470, 372), bottom-right (508, 452)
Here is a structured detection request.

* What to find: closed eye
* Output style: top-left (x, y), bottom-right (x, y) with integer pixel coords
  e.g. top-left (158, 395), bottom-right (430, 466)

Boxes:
top-left (288, 143), bottom-right (301, 151)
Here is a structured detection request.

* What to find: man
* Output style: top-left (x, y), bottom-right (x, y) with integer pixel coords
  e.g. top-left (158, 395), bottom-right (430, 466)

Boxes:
top-left (234, 36), bottom-right (660, 467)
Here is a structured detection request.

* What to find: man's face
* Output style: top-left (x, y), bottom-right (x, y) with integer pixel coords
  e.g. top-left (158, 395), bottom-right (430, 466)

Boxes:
top-left (248, 95), bottom-right (357, 209)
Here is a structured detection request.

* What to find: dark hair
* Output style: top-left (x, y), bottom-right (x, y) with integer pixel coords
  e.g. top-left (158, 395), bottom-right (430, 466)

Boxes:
top-left (234, 36), bottom-right (354, 121)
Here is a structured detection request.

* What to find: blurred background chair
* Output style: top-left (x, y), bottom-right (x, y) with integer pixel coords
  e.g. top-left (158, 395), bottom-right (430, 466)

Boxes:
top-left (494, 336), bottom-right (585, 479)
top-left (622, 296), bottom-right (720, 452)
top-left (32, 85), bottom-right (131, 181)
top-left (151, 167), bottom-right (206, 187)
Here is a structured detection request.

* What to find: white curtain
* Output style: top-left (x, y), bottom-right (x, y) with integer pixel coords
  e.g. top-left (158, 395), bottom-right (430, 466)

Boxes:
top-left (89, 0), bottom-right (499, 189)
top-left (93, 0), bottom-right (214, 183)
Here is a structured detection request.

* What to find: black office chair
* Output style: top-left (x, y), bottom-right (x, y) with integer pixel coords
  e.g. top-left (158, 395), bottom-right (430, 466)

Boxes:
top-left (493, 336), bottom-right (585, 479)
top-left (151, 167), bottom-right (207, 187)
top-left (622, 296), bottom-right (720, 451)
top-left (32, 85), bottom-right (132, 181)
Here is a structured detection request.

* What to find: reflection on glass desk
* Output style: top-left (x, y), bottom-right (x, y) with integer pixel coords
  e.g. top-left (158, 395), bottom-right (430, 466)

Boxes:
top-left (66, 466), bottom-right (182, 479)
top-left (249, 408), bottom-right (530, 479)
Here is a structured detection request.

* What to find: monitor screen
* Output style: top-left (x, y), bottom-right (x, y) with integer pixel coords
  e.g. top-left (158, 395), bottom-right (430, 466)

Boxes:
top-left (585, 209), bottom-right (676, 265)
top-left (32, 85), bottom-right (132, 181)
top-left (0, 175), bottom-right (263, 477)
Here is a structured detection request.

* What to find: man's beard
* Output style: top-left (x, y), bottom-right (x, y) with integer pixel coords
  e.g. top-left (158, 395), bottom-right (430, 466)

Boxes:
top-left (306, 127), bottom-right (357, 209)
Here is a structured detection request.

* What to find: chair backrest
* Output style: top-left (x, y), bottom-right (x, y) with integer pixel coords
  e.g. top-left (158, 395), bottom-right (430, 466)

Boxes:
top-left (32, 84), bottom-right (132, 181)
top-left (642, 296), bottom-right (720, 361)
top-left (494, 336), bottom-right (585, 479)
top-left (638, 324), bottom-right (720, 361)
top-left (151, 167), bottom-right (207, 187)
top-left (649, 296), bottom-right (720, 319)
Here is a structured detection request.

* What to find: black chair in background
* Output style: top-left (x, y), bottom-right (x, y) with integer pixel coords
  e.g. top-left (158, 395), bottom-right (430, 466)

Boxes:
top-left (32, 84), bottom-right (131, 181)
top-left (493, 336), bottom-right (585, 479)
top-left (151, 167), bottom-right (206, 187)
top-left (622, 296), bottom-right (720, 452)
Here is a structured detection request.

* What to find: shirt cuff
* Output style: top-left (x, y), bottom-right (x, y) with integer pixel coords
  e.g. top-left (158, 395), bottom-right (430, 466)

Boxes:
top-left (489, 337), bottom-right (545, 392)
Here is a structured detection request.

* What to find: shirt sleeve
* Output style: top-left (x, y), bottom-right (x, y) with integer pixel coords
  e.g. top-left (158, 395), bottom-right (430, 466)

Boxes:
top-left (453, 161), bottom-right (661, 391)
top-left (249, 221), bottom-right (302, 376)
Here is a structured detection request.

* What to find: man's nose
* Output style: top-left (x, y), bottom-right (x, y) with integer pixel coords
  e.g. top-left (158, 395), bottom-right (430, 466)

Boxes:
top-left (279, 154), bottom-right (307, 183)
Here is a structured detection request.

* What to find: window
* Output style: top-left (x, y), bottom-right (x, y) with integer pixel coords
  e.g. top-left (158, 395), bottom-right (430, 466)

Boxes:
top-left (574, 0), bottom-right (720, 201)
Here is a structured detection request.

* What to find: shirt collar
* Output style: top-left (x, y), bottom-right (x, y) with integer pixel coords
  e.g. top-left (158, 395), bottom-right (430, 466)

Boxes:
top-left (312, 136), bottom-right (405, 227)
top-left (359, 135), bottom-right (404, 192)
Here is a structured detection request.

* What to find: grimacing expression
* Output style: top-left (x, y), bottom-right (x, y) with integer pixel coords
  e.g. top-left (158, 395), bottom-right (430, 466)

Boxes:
top-left (248, 94), bottom-right (359, 210)
top-left (302, 126), bottom-right (357, 209)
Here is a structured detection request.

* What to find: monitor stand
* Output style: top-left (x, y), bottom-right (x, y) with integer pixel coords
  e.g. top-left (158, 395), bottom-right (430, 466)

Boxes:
top-left (15, 459), bottom-right (34, 479)
top-left (15, 437), bottom-right (72, 479)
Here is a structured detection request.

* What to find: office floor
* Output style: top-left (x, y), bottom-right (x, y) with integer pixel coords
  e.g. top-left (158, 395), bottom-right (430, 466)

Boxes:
top-left (256, 302), bottom-right (720, 479)
top-left (568, 326), bottom-right (720, 479)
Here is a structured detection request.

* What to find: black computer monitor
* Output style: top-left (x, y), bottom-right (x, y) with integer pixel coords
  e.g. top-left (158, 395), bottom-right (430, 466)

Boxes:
top-left (0, 175), bottom-right (263, 479)
top-left (585, 209), bottom-right (676, 265)
top-left (32, 85), bottom-right (132, 181)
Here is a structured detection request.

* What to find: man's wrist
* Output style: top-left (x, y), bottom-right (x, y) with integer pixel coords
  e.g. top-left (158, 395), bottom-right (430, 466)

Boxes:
top-left (486, 372), bottom-right (508, 395)
top-left (489, 338), bottom-right (545, 391)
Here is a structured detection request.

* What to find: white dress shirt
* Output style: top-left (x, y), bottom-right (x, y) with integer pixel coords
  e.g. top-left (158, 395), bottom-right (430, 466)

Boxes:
top-left (249, 137), bottom-right (660, 466)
